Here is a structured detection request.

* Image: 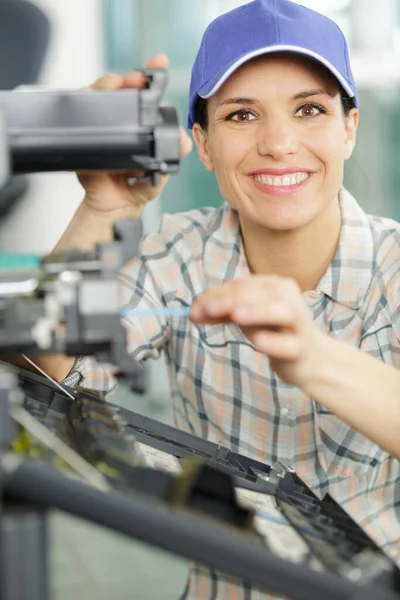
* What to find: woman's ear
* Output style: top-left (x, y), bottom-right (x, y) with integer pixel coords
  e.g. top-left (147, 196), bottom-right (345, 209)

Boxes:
top-left (344, 108), bottom-right (359, 161)
top-left (192, 124), bottom-right (215, 172)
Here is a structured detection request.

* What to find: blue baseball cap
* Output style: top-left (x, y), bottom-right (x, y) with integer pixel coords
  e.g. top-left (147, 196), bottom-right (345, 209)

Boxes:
top-left (188, 0), bottom-right (358, 129)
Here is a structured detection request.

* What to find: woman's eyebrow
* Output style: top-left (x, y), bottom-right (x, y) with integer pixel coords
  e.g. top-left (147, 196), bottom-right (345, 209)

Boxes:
top-left (216, 97), bottom-right (259, 109)
top-left (291, 88), bottom-right (334, 101)
top-left (216, 88), bottom-right (335, 109)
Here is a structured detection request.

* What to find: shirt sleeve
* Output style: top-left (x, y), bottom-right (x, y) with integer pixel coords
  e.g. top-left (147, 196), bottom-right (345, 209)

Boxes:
top-left (62, 356), bottom-right (118, 396)
top-left (376, 230), bottom-right (400, 366)
top-left (62, 214), bottom-right (184, 395)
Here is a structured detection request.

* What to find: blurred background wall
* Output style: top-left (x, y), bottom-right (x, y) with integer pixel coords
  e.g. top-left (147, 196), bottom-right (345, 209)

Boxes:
top-left (0, 0), bottom-right (104, 254)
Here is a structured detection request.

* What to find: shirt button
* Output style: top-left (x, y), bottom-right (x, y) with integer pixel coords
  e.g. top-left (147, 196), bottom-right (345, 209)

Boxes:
top-left (280, 407), bottom-right (289, 417)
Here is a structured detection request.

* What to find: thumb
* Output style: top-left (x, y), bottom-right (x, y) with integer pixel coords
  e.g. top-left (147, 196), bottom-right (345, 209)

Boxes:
top-left (145, 52), bottom-right (169, 70)
top-left (180, 127), bottom-right (193, 159)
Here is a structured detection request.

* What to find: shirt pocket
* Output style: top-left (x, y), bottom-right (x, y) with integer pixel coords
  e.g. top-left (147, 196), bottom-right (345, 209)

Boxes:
top-left (196, 322), bottom-right (253, 349)
top-left (314, 404), bottom-right (389, 478)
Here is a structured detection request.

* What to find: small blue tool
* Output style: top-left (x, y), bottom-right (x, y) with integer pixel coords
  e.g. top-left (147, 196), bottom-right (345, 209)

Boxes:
top-left (121, 306), bottom-right (191, 319)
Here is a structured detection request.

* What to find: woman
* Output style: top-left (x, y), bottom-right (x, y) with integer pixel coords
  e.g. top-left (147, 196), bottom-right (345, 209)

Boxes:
top-left (31, 1), bottom-right (400, 598)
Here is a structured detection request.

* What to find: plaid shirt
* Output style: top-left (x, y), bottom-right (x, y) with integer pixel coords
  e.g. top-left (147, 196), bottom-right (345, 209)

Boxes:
top-left (77, 189), bottom-right (400, 600)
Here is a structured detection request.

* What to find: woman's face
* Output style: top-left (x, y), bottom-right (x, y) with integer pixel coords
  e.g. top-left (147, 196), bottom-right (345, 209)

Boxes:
top-left (193, 54), bottom-right (359, 232)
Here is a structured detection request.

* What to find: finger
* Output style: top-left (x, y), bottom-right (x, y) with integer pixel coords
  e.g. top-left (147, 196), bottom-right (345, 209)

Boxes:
top-left (145, 53), bottom-right (169, 70)
top-left (231, 302), bottom-right (295, 328)
top-left (190, 313), bottom-right (232, 326)
top-left (191, 291), bottom-right (234, 321)
top-left (122, 70), bottom-right (150, 89)
top-left (120, 53), bottom-right (170, 91)
top-left (85, 54), bottom-right (169, 92)
top-left (84, 72), bottom-right (124, 91)
top-left (251, 331), bottom-right (302, 360)
top-left (180, 127), bottom-right (193, 158)
top-left (191, 278), bottom-right (267, 321)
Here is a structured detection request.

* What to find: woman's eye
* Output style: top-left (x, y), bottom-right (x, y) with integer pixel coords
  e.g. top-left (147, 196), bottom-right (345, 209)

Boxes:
top-left (295, 103), bottom-right (326, 118)
top-left (226, 109), bottom-right (256, 123)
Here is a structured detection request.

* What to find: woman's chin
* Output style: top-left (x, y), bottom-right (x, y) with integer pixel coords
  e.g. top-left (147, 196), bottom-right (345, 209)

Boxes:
top-left (241, 203), bottom-right (316, 232)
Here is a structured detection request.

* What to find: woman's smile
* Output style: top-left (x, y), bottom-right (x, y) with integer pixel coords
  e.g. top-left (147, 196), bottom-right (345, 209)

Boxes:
top-left (250, 169), bottom-right (312, 197)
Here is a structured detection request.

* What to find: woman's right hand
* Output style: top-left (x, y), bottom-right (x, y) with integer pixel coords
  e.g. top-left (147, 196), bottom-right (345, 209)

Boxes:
top-left (77, 53), bottom-right (193, 220)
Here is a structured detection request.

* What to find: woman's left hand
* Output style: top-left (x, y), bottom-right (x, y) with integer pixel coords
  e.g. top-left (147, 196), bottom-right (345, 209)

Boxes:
top-left (190, 275), bottom-right (324, 388)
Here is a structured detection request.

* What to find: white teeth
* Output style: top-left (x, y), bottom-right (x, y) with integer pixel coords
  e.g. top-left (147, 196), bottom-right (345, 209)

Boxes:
top-left (254, 172), bottom-right (309, 187)
top-left (296, 173), bottom-right (306, 184)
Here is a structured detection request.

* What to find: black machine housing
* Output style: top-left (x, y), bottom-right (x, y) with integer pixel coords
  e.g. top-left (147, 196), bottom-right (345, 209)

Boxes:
top-left (0, 69), bottom-right (180, 184)
top-left (0, 69), bottom-right (181, 388)
top-left (0, 368), bottom-right (398, 600)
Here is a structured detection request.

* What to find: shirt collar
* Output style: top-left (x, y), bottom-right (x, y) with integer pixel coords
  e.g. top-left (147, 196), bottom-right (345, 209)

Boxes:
top-left (204, 189), bottom-right (374, 310)
top-left (204, 203), bottom-right (249, 288)
top-left (315, 188), bottom-right (375, 309)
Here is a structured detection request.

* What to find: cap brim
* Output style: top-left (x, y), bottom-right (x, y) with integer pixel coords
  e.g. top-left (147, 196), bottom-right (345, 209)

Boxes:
top-left (198, 45), bottom-right (356, 104)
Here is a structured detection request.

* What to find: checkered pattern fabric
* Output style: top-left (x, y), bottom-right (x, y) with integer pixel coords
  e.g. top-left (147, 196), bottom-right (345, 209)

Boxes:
top-left (75, 189), bottom-right (400, 599)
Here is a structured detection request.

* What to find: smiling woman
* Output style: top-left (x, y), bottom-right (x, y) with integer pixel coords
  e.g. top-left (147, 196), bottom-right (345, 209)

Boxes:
top-left (191, 52), bottom-right (359, 289)
top-left (24, 1), bottom-right (400, 600)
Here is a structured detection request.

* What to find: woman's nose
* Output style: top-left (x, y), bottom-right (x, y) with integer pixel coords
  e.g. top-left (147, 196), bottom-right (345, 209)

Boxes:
top-left (257, 118), bottom-right (299, 160)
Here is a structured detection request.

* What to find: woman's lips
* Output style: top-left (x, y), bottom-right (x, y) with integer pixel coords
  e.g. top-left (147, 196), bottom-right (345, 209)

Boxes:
top-left (251, 171), bottom-right (312, 197)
